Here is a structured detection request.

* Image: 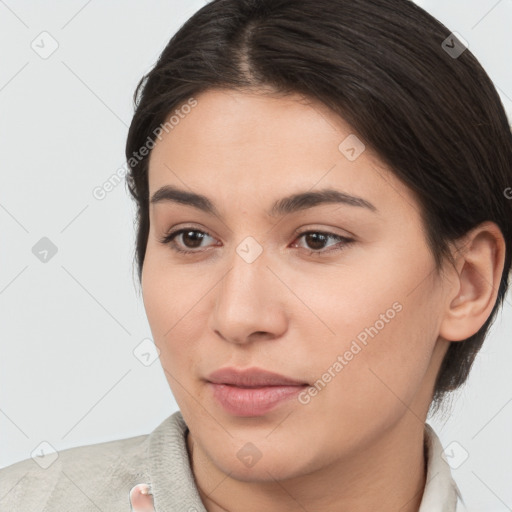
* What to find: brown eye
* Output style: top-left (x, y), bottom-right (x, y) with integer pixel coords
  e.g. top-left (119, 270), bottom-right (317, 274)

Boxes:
top-left (159, 228), bottom-right (217, 254)
top-left (293, 231), bottom-right (355, 255)
top-left (178, 230), bottom-right (207, 249)
top-left (159, 227), bottom-right (354, 256)
top-left (303, 232), bottom-right (329, 250)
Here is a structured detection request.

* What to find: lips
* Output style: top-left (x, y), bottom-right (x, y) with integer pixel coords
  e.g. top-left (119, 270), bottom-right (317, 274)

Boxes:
top-left (206, 367), bottom-right (308, 387)
top-left (206, 367), bottom-right (309, 417)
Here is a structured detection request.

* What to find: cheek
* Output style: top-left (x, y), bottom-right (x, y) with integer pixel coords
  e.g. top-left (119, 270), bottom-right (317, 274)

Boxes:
top-left (141, 252), bottom-right (205, 364)
top-left (311, 300), bottom-right (437, 448)
top-left (142, 264), bottom-right (208, 413)
top-left (294, 242), bottom-right (440, 416)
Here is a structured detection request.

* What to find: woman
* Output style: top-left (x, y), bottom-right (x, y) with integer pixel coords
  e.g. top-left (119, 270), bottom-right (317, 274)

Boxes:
top-left (1, 0), bottom-right (510, 510)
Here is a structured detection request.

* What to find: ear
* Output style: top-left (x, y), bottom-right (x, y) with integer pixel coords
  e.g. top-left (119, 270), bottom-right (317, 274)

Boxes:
top-left (439, 221), bottom-right (506, 342)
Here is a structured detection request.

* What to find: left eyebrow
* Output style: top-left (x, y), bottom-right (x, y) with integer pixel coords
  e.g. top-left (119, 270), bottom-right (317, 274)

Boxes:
top-left (149, 185), bottom-right (378, 218)
top-left (269, 188), bottom-right (378, 217)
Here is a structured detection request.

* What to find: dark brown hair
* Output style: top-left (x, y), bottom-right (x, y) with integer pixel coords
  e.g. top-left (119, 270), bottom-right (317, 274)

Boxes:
top-left (125, 0), bottom-right (512, 409)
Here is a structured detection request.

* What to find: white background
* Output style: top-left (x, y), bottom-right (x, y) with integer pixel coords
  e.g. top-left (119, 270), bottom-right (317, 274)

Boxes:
top-left (0, 1), bottom-right (511, 510)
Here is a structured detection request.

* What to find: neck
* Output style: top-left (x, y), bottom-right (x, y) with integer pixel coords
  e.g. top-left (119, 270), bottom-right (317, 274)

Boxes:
top-left (186, 415), bottom-right (427, 512)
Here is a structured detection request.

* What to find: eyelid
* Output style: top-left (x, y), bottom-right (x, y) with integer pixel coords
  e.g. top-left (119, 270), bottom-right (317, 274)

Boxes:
top-left (159, 224), bottom-right (355, 256)
top-left (292, 223), bottom-right (356, 240)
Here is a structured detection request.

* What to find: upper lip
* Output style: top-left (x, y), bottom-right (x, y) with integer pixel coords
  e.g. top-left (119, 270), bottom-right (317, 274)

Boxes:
top-left (207, 367), bottom-right (308, 387)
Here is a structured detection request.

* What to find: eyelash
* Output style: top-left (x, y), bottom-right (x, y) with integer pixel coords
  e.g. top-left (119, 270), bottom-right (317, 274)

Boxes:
top-left (158, 227), bottom-right (355, 256)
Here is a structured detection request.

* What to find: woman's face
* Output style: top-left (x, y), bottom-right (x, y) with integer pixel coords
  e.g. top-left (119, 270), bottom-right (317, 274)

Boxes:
top-left (142, 89), bottom-right (455, 481)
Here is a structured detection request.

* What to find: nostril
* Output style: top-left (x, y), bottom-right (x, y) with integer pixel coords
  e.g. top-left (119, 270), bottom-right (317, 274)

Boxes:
top-left (129, 483), bottom-right (155, 512)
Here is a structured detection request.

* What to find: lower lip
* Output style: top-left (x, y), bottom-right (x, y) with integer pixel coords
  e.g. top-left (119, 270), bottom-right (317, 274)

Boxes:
top-left (208, 382), bottom-right (307, 417)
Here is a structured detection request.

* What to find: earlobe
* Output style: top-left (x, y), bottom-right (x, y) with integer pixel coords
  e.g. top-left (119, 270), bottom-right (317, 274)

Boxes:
top-left (438, 221), bottom-right (505, 342)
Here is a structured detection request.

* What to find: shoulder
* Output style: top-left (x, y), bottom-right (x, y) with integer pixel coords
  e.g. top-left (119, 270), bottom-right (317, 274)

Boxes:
top-left (0, 428), bottom-right (152, 512)
top-left (1, 411), bottom-right (205, 511)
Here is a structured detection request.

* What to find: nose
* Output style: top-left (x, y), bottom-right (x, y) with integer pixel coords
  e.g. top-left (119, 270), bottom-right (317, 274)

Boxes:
top-left (129, 483), bottom-right (155, 512)
top-left (208, 245), bottom-right (288, 345)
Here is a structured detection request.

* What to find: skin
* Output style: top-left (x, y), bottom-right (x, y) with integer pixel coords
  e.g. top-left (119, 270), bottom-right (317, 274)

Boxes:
top-left (141, 88), bottom-right (505, 512)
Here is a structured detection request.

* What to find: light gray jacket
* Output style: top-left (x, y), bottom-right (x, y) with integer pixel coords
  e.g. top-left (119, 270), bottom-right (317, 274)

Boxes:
top-left (0, 411), bottom-right (466, 511)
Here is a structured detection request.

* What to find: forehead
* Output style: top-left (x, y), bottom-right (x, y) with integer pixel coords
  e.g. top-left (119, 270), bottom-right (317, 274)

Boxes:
top-left (147, 89), bottom-right (418, 218)
top-left (150, 88), bottom-right (366, 160)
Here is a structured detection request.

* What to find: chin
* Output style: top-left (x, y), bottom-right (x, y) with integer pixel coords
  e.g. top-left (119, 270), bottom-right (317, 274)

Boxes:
top-left (210, 439), bottom-right (314, 483)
